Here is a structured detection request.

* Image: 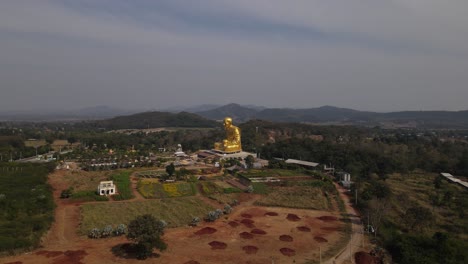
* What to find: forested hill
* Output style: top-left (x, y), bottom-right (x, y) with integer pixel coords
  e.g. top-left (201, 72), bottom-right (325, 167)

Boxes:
top-left (195, 104), bottom-right (468, 129)
top-left (98, 111), bottom-right (219, 129)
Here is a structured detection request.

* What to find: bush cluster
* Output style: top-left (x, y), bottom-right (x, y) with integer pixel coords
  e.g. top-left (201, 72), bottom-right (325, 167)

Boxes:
top-left (88, 224), bottom-right (127, 239)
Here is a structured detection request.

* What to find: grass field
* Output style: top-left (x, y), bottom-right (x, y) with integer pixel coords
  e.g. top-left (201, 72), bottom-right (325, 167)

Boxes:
top-left (110, 171), bottom-right (134, 200)
top-left (385, 172), bottom-right (468, 239)
top-left (255, 185), bottom-right (330, 210)
top-left (62, 170), bottom-right (111, 191)
top-left (138, 180), bottom-right (196, 198)
top-left (80, 197), bottom-right (213, 234)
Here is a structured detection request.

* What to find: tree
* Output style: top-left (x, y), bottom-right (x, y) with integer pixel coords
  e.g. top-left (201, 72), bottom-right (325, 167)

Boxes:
top-left (245, 155), bottom-right (255, 169)
top-left (127, 214), bottom-right (167, 259)
top-left (165, 163), bottom-right (175, 177)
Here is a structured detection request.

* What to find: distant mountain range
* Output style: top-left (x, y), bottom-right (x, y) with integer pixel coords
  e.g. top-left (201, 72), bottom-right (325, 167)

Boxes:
top-left (193, 103), bottom-right (468, 129)
top-left (2, 103), bottom-right (468, 129)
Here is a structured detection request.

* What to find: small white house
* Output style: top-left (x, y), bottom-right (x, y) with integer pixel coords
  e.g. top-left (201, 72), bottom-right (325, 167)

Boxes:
top-left (98, 181), bottom-right (116, 196)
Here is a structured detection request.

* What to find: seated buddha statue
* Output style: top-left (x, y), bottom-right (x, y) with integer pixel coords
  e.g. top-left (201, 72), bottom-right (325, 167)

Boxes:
top-left (214, 117), bottom-right (242, 153)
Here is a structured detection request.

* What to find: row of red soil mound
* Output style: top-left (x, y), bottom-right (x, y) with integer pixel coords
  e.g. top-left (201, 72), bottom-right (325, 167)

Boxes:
top-left (228, 221), bottom-right (240, 227)
top-left (280, 248), bottom-right (296, 256)
top-left (209, 241), bottom-right (227, 250)
top-left (265, 212), bottom-right (278, 216)
top-left (240, 219), bottom-right (255, 228)
top-left (355, 251), bottom-right (380, 264)
top-left (184, 261), bottom-right (200, 264)
top-left (242, 245), bottom-right (259, 254)
top-left (279, 235), bottom-right (293, 242)
top-left (36, 251), bottom-right (63, 258)
top-left (240, 232), bottom-right (254, 239)
top-left (314, 236), bottom-right (328, 243)
top-left (321, 226), bottom-right (340, 231)
top-left (251, 228), bottom-right (267, 235)
top-left (195, 227), bottom-right (217, 235)
top-left (317, 215), bottom-right (338, 222)
top-left (286, 213), bottom-right (301, 221)
top-left (296, 226), bottom-right (311, 232)
top-left (52, 250), bottom-right (88, 264)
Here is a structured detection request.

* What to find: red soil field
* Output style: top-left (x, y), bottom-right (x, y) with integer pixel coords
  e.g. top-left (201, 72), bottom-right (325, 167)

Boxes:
top-left (5, 262), bottom-right (22, 264)
top-left (251, 229), bottom-right (267, 235)
top-left (314, 236), bottom-right (328, 243)
top-left (297, 226), bottom-right (311, 232)
top-left (317, 215), bottom-right (338, 222)
top-left (240, 218), bottom-right (255, 228)
top-left (286, 213), bottom-right (301, 221)
top-left (241, 213), bottom-right (252, 218)
top-left (184, 261), bottom-right (200, 264)
top-left (194, 227), bottom-right (217, 235)
top-left (321, 226), bottom-right (340, 231)
top-left (51, 250), bottom-right (87, 264)
top-left (228, 221), bottom-right (239, 227)
top-left (355, 251), bottom-right (380, 264)
top-left (239, 232), bottom-right (254, 239)
top-left (242, 245), bottom-right (259, 254)
top-left (208, 241), bottom-right (227, 250)
top-left (35, 251), bottom-right (63, 258)
top-left (265, 212), bottom-right (279, 216)
top-left (279, 235), bottom-right (293, 242)
top-left (280, 248), bottom-right (296, 256)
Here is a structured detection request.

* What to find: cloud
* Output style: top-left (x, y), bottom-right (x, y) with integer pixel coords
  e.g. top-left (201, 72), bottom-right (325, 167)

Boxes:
top-left (0, 0), bottom-right (467, 112)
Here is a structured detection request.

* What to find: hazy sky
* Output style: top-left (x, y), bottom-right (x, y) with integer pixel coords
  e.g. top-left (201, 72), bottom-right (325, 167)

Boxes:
top-left (1, 0), bottom-right (468, 112)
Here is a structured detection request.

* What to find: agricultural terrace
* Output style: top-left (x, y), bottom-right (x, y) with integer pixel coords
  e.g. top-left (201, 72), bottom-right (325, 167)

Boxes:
top-left (138, 180), bottom-right (196, 198)
top-left (80, 197), bottom-right (213, 234)
top-left (239, 169), bottom-right (338, 210)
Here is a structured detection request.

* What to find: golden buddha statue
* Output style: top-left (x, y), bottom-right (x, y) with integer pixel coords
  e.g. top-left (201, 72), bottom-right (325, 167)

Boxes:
top-left (214, 117), bottom-right (242, 153)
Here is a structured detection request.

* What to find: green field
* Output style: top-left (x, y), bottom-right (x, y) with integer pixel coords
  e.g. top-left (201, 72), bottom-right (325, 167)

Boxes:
top-left (138, 180), bottom-right (196, 198)
top-left (110, 171), bottom-right (134, 200)
top-left (80, 197), bottom-right (213, 234)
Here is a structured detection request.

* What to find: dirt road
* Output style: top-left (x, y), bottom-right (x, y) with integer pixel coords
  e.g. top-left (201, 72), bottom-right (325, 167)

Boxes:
top-left (325, 184), bottom-right (368, 264)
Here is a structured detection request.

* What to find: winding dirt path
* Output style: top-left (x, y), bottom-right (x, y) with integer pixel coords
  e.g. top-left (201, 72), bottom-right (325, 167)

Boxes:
top-left (325, 184), bottom-right (368, 264)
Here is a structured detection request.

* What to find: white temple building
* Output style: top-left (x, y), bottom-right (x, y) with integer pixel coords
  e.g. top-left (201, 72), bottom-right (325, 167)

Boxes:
top-left (98, 181), bottom-right (116, 196)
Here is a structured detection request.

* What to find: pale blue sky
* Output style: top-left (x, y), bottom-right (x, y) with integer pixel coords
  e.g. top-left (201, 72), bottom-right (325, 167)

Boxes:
top-left (1, 0), bottom-right (468, 112)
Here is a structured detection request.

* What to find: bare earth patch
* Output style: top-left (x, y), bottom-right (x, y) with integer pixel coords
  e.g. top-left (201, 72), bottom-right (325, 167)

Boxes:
top-left (242, 245), bottom-right (259, 254)
top-left (279, 235), bottom-right (293, 242)
top-left (208, 241), bottom-right (227, 250)
top-left (321, 226), bottom-right (340, 231)
top-left (241, 213), bottom-right (252, 218)
top-left (265, 212), bottom-right (278, 216)
top-left (228, 221), bottom-right (239, 227)
top-left (355, 251), bottom-right (380, 264)
top-left (194, 227), bottom-right (217, 235)
top-left (286, 213), bottom-right (301, 221)
top-left (52, 250), bottom-right (87, 264)
top-left (297, 226), bottom-right (311, 232)
top-left (184, 261), bottom-right (200, 264)
top-left (280, 248), bottom-right (296, 256)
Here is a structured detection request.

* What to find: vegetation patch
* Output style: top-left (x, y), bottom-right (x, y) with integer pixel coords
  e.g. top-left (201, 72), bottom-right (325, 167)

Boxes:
top-left (198, 182), bottom-right (223, 195)
top-left (138, 180), bottom-right (196, 198)
top-left (0, 163), bottom-right (54, 254)
top-left (80, 197), bottom-right (213, 234)
top-left (110, 171), bottom-right (134, 200)
top-left (255, 186), bottom-right (329, 210)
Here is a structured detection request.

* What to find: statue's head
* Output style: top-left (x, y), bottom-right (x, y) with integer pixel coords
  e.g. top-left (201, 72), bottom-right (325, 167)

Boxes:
top-left (223, 117), bottom-right (232, 128)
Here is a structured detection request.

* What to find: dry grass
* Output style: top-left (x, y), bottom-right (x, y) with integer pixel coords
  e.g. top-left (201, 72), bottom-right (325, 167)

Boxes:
top-left (255, 186), bottom-right (329, 210)
top-left (62, 170), bottom-right (111, 191)
top-left (80, 197), bottom-right (213, 234)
